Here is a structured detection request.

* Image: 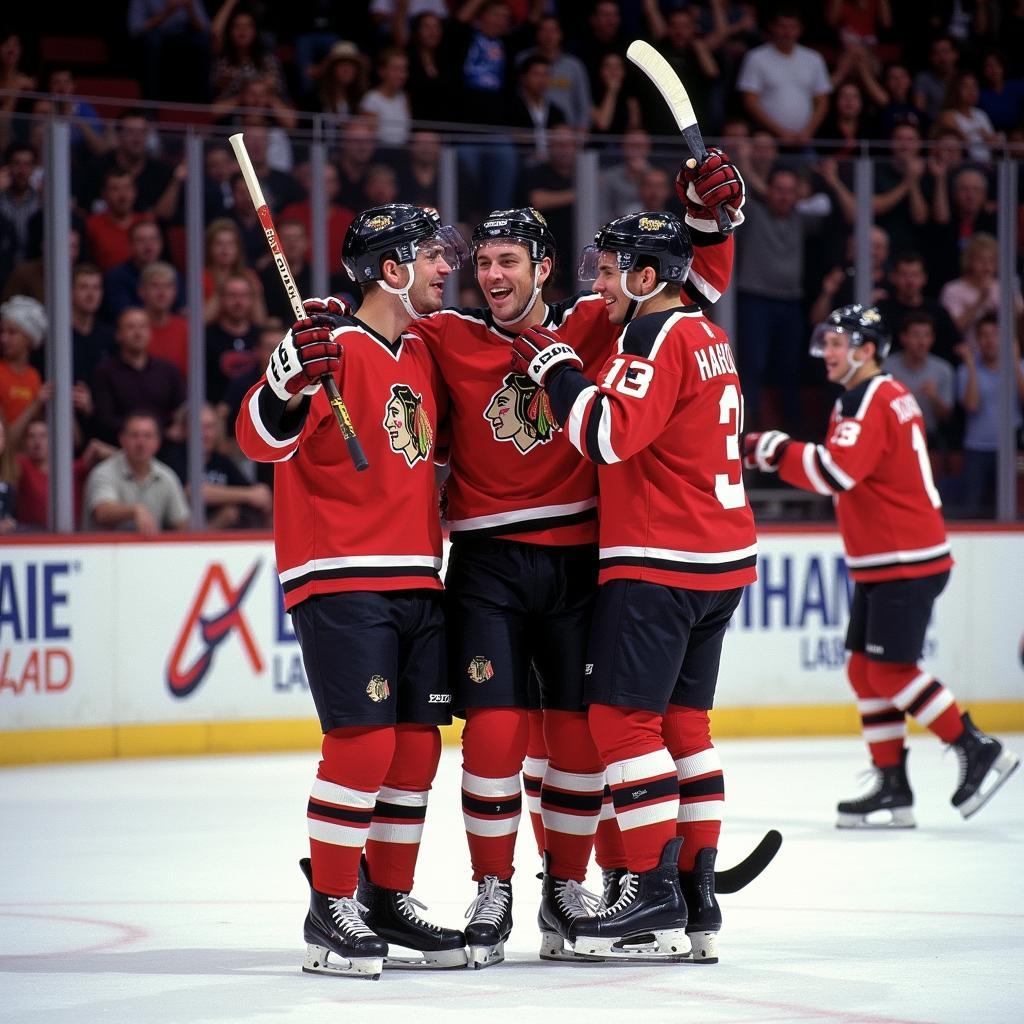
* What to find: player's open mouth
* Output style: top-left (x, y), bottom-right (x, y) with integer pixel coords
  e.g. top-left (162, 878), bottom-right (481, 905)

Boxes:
top-left (490, 288), bottom-right (513, 300)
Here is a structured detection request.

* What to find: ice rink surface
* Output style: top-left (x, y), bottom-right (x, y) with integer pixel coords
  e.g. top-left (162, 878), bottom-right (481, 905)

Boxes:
top-left (2, 734), bottom-right (1022, 1024)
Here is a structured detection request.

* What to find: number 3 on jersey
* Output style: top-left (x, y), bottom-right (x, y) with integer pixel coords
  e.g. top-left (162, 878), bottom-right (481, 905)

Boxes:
top-left (602, 357), bottom-right (654, 398)
top-left (715, 383), bottom-right (746, 509)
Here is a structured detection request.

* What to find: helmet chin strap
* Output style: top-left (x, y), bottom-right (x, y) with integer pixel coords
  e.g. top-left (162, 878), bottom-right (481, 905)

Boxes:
top-left (379, 263), bottom-right (425, 320)
top-left (620, 272), bottom-right (667, 324)
top-left (839, 349), bottom-right (865, 386)
top-left (492, 264), bottom-right (543, 327)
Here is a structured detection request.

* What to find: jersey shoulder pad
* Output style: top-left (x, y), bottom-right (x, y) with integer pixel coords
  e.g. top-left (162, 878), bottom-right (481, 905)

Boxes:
top-left (546, 290), bottom-right (604, 327)
top-left (620, 309), bottom-right (681, 359)
top-left (837, 373), bottom-right (890, 420)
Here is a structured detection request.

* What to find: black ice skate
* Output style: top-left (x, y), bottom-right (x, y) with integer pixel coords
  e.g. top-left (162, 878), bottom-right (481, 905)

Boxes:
top-left (679, 847), bottom-right (721, 964)
top-left (357, 855), bottom-right (468, 969)
top-left (298, 858), bottom-right (387, 980)
top-left (950, 712), bottom-right (1020, 819)
top-left (836, 749), bottom-right (915, 829)
top-left (600, 867), bottom-right (627, 910)
top-left (569, 837), bottom-right (691, 961)
top-left (537, 853), bottom-right (603, 961)
top-left (463, 875), bottom-right (513, 969)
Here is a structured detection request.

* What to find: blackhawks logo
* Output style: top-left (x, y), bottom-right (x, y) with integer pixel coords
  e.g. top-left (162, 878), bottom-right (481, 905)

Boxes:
top-left (366, 675), bottom-right (391, 702)
top-left (638, 216), bottom-right (667, 231)
top-left (484, 373), bottom-right (557, 454)
top-left (366, 214), bottom-right (394, 231)
top-left (467, 657), bottom-right (494, 684)
top-left (384, 383), bottom-right (433, 466)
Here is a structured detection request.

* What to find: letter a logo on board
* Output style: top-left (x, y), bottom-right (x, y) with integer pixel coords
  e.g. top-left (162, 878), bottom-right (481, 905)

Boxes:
top-left (166, 561), bottom-right (264, 698)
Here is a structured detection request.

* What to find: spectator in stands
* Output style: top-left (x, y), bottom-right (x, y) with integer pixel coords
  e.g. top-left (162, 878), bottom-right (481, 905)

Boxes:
top-left (139, 261), bottom-right (189, 379)
top-left (205, 272), bottom-right (262, 406)
top-left (825, 0), bottom-right (892, 49)
top-left (128, 0), bottom-right (213, 103)
top-left (14, 418), bottom-right (114, 531)
top-left (815, 80), bottom-right (876, 158)
top-left (936, 71), bottom-right (1002, 161)
top-left (877, 61), bottom-right (928, 136)
top-left (737, 8), bottom-right (831, 148)
top-left (405, 14), bottom-right (450, 122)
top-left (2, 228), bottom-right (81, 304)
top-left (0, 31), bottom-right (35, 121)
top-left (202, 217), bottom-right (268, 324)
top-left (913, 35), bottom-right (959, 123)
top-left (214, 79), bottom-right (298, 172)
top-left (887, 312), bottom-right (955, 447)
top-left (311, 39), bottom-right (368, 116)
top-left (940, 233), bottom-right (1024, 352)
top-left (0, 143), bottom-right (41, 268)
top-left (371, 0), bottom-right (448, 47)
top-left (71, 262), bottom-right (116, 387)
top-left (978, 50), bottom-right (1024, 133)
top-left (104, 220), bottom-right (181, 321)
top-left (736, 165), bottom-right (828, 433)
top-left (929, 165), bottom-right (997, 289)
top-left (589, 52), bottom-right (642, 138)
top-left (218, 323), bottom-right (277, 444)
top-left (575, 0), bottom-right (627, 96)
top-left (165, 402), bottom-right (272, 528)
top-left (506, 55), bottom-right (567, 165)
top-left (522, 122), bottom-right (577, 296)
top-left (210, 3), bottom-right (290, 108)
top-left (600, 127), bottom-right (652, 223)
top-left (227, 172), bottom-right (269, 267)
top-left (85, 171), bottom-right (153, 273)
top-left (955, 314), bottom-right (1024, 517)
top-left (257, 218), bottom-right (315, 326)
top-left (335, 116), bottom-right (377, 211)
top-left (46, 66), bottom-right (108, 160)
top-left (637, 166), bottom-right (674, 215)
top-left (878, 251), bottom-right (961, 363)
top-left (868, 123), bottom-right (932, 257)
top-left (808, 225), bottom-right (891, 326)
top-left (0, 294), bottom-right (44, 435)
top-left (82, 410), bottom-right (189, 533)
top-left (362, 164), bottom-right (400, 208)
top-left (0, 412), bottom-right (15, 533)
top-left (280, 161), bottom-right (355, 275)
top-left (91, 307), bottom-right (185, 445)
top-left (516, 15), bottom-right (590, 132)
top-left (360, 47), bottom-right (412, 148)
top-left (394, 130), bottom-right (442, 208)
top-left (0, 207), bottom-right (14, 295)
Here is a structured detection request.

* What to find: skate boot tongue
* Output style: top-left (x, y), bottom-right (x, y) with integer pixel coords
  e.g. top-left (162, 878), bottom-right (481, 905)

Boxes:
top-left (464, 875), bottom-right (513, 970)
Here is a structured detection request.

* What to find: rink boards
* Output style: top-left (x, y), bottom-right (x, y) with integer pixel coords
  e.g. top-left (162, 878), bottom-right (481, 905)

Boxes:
top-left (1, 527), bottom-right (1022, 764)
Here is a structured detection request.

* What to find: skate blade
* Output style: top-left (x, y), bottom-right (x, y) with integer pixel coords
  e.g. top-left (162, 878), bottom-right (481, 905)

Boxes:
top-left (574, 928), bottom-right (691, 961)
top-left (469, 941), bottom-right (505, 969)
top-left (686, 929), bottom-right (719, 964)
top-left (959, 750), bottom-right (1020, 819)
top-left (383, 945), bottom-right (469, 970)
top-left (539, 930), bottom-right (603, 962)
top-left (836, 807), bottom-right (916, 829)
top-left (302, 944), bottom-right (382, 980)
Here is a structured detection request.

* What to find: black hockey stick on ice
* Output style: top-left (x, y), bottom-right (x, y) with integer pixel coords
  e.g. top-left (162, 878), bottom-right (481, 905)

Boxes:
top-left (714, 829), bottom-right (782, 894)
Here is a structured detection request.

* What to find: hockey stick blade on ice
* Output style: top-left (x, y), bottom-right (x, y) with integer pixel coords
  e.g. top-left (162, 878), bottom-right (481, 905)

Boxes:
top-left (714, 829), bottom-right (782, 894)
top-left (626, 39), bottom-right (733, 235)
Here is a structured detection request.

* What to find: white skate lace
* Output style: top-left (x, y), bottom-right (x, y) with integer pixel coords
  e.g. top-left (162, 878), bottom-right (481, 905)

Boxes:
top-left (328, 896), bottom-right (376, 939)
top-left (396, 892), bottom-right (442, 932)
top-left (464, 875), bottom-right (509, 927)
top-left (946, 745), bottom-right (969, 789)
top-left (850, 766), bottom-right (883, 799)
top-left (555, 879), bottom-right (602, 919)
top-left (598, 872), bottom-right (638, 917)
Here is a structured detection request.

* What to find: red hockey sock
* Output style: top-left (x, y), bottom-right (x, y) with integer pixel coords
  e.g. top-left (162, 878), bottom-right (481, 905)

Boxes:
top-left (308, 725), bottom-right (396, 896)
top-left (594, 793), bottom-right (627, 870)
top-left (364, 723), bottom-right (441, 892)
top-left (542, 710), bottom-right (605, 881)
top-left (588, 704), bottom-right (678, 873)
top-left (522, 708), bottom-right (548, 859)
top-left (868, 661), bottom-right (964, 743)
top-left (848, 651), bottom-right (905, 767)
top-left (662, 706), bottom-right (722, 872)
top-left (461, 707), bottom-right (529, 880)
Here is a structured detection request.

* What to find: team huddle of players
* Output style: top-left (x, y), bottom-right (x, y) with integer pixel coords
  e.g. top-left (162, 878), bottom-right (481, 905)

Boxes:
top-left (236, 146), bottom-right (1019, 979)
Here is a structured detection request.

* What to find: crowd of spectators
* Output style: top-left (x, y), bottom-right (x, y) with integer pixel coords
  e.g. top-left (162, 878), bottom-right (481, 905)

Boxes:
top-left (1, 0), bottom-right (1024, 533)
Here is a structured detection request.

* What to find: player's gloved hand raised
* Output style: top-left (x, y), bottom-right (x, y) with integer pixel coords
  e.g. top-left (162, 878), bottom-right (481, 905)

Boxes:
top-left (266, 315), bottom-right (343, 401)
top-left (676, 147), bottom-right (745, 233)
top-left (302, 295), bottom-right (352, 329)
top-left (742, 430), bottom-right (791, 472)
top-left (510, 324), bottom-right (583, 387)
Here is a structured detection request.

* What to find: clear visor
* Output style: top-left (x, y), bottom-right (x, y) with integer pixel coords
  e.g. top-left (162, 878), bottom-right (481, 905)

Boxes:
top-left (472, 236), bottom-right (532, 263)
top-left (417, 225), bottom-right (471, 271)
top-left (809, 323), bottom-right (849, 358)
top-left (578, 244), bottom-right (602, 281)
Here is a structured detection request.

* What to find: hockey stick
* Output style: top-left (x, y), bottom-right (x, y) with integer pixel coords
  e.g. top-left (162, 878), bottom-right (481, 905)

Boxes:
top-left (228, 133), bottom-right (369, 471)
top-left (626, 40), bottom-right (734, 236)
top-left (714, 829), bottom-right (782, 894)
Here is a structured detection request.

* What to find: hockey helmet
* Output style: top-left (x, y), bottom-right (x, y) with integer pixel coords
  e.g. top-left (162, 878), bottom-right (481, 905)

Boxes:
top-left (471, 207), bottom-right (557, 264)
top-left (810, 303), bottom-right (891, 361)
top-left (578, 211), bottom-right (694, 284)
top-left (342, 203), bottom-right (469, 283)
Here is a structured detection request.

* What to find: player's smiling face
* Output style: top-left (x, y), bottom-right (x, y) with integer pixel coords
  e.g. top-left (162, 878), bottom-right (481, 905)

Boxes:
top-left (593, 252), bottom-right (629, 323)
top-left (408, 243), bottom-right (451, 314)
top-left (821, 330), bottom-right (854, 384)
top-left (475, 242), bottom-right (536, 322)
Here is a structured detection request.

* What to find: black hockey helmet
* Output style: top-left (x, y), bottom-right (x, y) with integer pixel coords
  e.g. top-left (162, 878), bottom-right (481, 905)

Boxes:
top-left (810, 303), bottom-right (891, 361)
top-left (578, 211), bottom-right (694, 284)
top-left (342, 203), bottom-right (469, 283)
top-left (471, 207), bottom-right (557, 264)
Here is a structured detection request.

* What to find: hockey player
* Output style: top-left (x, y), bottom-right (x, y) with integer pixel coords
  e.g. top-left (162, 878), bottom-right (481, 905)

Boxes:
top-left (406, 152), bottom-right (744, 967)
top-left (744, 304), bottom-right (1020, 827)
top-left (509, 209), bottom-right (757, 964)
top-left (236, 204), bottom-right (471, 979)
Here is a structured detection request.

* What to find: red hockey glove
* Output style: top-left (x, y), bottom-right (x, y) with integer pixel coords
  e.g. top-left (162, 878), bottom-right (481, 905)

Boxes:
top-left (675, 147), bottom-right (745, 233)
top-left (302, 295), bottom-right (352, 329)
top-left (742, 430), bottom-right (791, 472)
top-left (510, 324), bottom-right (583, 387)
top-left (266, 315), bottom-right (343, 401)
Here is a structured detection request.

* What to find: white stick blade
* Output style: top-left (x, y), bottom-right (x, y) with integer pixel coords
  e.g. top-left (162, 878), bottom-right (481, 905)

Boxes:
top-left (228, 133), bottom-right (268, 210)
top-left (626, 39), bottom-right (697, 132)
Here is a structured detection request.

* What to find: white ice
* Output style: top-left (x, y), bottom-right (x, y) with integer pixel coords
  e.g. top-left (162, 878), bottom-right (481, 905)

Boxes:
top-left (2, 735), bottom-right (1022, 1024)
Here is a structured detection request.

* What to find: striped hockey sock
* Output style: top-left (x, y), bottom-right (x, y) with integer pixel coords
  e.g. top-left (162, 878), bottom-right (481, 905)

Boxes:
top-left (594, 786), bottom-right (627, 870)
top-left (523, 709), bottom-right (548, 859)
top-left (869, 662), bottom-right (964, 744)
top-left (848, 653), bottom-right (905, 768)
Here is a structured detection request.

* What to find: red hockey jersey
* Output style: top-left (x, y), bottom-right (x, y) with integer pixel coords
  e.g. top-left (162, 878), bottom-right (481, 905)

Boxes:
top-left (235, 320), bottom-right (443, 610)
top-left (546, 305), bottom-right (758, 591)
top-left (777, 373), bottom-right (953, 582)
top-left (408, 235), bottom-right (735, 547)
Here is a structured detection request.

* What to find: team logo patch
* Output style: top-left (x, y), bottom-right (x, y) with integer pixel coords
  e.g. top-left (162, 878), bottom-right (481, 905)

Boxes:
top-left (366, 214), bottom-right (394, 231)
top-left (384, 383), bottom-right (433, 466)
top-left (484, 372), bottom-right (557, 454)
top-left (638, 216), bottom-right (667, 231)
top-left (467, 657), bottom-right (494, 684)
top-left (366, 675), bottom-right (391, 702)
